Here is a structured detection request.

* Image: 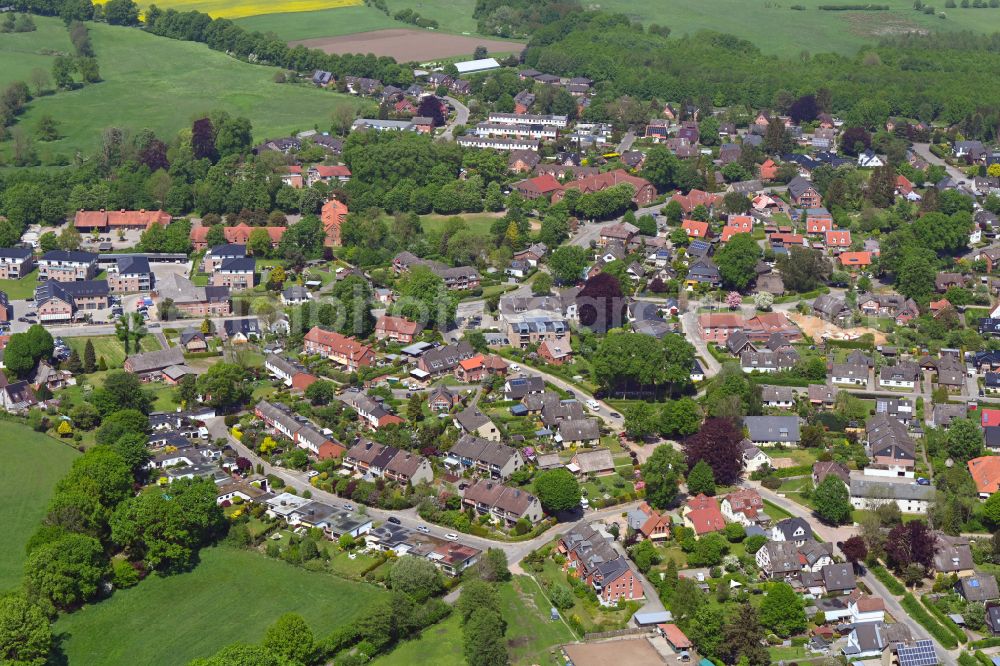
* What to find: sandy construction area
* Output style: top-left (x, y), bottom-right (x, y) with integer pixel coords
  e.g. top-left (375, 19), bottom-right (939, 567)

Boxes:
top-left (290, 28), bottom-right (522, 61)
top-left (787, 312), bottom-right (887, 345)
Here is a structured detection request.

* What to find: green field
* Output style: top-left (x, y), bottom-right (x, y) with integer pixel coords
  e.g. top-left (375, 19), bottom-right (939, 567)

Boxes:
top-left (66, 334), bottom-right (162, 369)
top-left (421, 213), bottom-right (500, 237)
top-left (372, 611), bottom-right (465, 666)
top-left (0, 18), bottom-right (74, 91)
top-left (594, 0), bottom-right (1000, 57)
top-left (54, 546), bottom-right (388, 666)
top-left (0, 423), bottom-right (79, 592)
top-left (0, 17), bottom-right (368, 160)
top-left (236, 0), bottom-right (479, 40)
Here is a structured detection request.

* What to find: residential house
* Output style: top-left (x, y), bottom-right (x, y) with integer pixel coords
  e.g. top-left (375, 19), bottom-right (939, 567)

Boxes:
top-left (445, 434), bottom-right (524, 481)
top-left (341, 391), bottom-right (405, 430)
top-left (124, 346), bottom-right (185, 381)
top-left (453, 354), bottom-right (507, 383)
top-left (0, 247), bottom-right (34, 280)
top-left (155, 273), bottom-right (230, 317)
top-left (958, 574), bottom-right (1000, 603)
top-left (462, 479), bottom-right (544, 526)
top-left (428, 385), bottom-right (461, 412)
top-left (761, 385), bottom-right (795, 409)
top-left (849, 476), bottom-right (935, 514)
top-left (559, 524), bottom-right (644, 606)
top-left (38, 250), bottom-right (97, 282)
top-left (969, 456), bottom-right (1000, 499)
top-left (551, 169), bottom-right (657, 207)
top-left (879, 362), bottom-right (919, 389)
top-left (626, 502), bottom-right (672, 541)
top-left (303, 327), bottom-right (375, 371)
top-left (342, 439), bottom-right (432, 486)
top-left (35, 280), bottom-right (109, 321)
top-left (375, 315), bottom-right (420, 344)
top-left (504, 375), bottom-right (545, 400)
top-left (321, 199), bottom-right (349, 247)
top-left (813, 461), bottom-right (850, 487)
top-left (0, 381), bottom-right (37, 413)
top-left (212, 257), bottom-right (255, 289)
top-left (771, 517), bottom-right (813, 546)
top-left (682, 494), bottom-right (726, 537)
top-left (932, 532), bottom-right (975, 576)
top-left (453, 407), bottom-right (501, 442)
top-left (741, 439), bottom-right (773, 473)
top-left (743, 416), bottom-right (800, 447)
top-left (866, 414), bottom-right (916, 477)
top-left (720, 488), bottom-right (765, 527)
top-left (788, 177), bottom-right (822, 207)
top-left (568, 448), bottom-right (615, 476)
top-left (73, 208), bottom-right (171, 233)
top-left (221, 317), bottom-right (260, 343)
top-left (203, 244), bottom-right (246, 272)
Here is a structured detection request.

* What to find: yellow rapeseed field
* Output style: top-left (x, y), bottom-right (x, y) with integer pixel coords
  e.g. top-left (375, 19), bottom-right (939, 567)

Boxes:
top-left (137, 0), bottom-right (360, 19)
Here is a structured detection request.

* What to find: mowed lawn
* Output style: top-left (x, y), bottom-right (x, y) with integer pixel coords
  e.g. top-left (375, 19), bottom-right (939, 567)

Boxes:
top-left (420, 213), bottom-right (501, 237)
top-left (66, 334), bottom-right (161, 369)
top-left (595, 0), bottom-right (1000, 57)
top-left (1, 17), bottom-right (368, 160)
top-left (237, 0), bottom-right (479, 39)
top-left (0, 423), bottom-right (79, 593)
top-left (55, 546), bottom-right (388, 666)
top-left (0, 270), bottom-right (39, 300)
top-left (371, 611), bottom-right (465, 666)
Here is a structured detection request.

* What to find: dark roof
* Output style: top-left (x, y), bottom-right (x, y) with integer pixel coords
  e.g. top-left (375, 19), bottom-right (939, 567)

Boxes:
top-left (117, 255), bottom-right (150, 274)
top-left (210, 243), bottom-right (247, 256)
top-left (821, 562), bottom-right (856, 592)
top-left (0, 247), bottom-right (32, 259)
top-left (41, 250), bottom-right (96, 263)
top-left (775, 516), bottom-right (813, 541)
top-left (223, 318), bottom-right (260, 337)
top-left (219, 257), bottom-right (256, 272)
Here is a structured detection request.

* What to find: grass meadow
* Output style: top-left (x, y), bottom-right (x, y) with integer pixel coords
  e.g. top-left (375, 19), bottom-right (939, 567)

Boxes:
top-left (592, 0), bottom-right (1000, 57)
top-left (138, 0), bottom-right (360, 19)
top-left (54, 546), bottom-right (388, 666)
top-left (0, 17), bottom-right (367, 161)
top-left (236, 0), bottom-right (479, 39)
top-left (0, 423), bottom-right (79, 592)
top-left (65, 334), bottom-right (161, 369)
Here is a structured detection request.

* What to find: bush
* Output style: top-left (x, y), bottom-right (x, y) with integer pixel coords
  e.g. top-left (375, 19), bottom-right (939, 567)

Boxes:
top-left (901, 594), bottom-right (959, 649)
top-left (959, 653), bottom-right (979, 666)
top-left (923, 596), bottom-right (967, 643)
top-left (112, 558), bottom-right (141, 588)
top-left (550, 585), bottom-right (575, 610)
top-left (971, 637), bottom-right (1000, 648)
top-left (761, 476), bottom-right (782, 490)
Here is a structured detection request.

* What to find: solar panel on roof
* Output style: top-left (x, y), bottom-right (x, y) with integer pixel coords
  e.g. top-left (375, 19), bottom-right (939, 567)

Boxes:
top-left (971, 579), bottom-right (981, 587)
top-left (896, 640), bottom-right (938, 666)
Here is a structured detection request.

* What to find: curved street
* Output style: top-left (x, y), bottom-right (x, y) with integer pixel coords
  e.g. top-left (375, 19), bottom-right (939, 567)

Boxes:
top-left (441, 96), bottom-right (470, 141)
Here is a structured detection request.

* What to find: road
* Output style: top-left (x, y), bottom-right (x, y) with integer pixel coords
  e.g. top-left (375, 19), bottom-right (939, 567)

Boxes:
top-left (441, 96), bottom-right (469, 141)
top-left (617, 130), bottom-right (636, 154)
top-left (567, 204), bottom-right (664, 248)
top-left (207, 417), bottom-right (638, 565)
top-left (911, 143), bottom-right (968, 184)
top-left (747, 480), bottom-right (958, 666)
top-left (680, 310), bottom-right (721, 378)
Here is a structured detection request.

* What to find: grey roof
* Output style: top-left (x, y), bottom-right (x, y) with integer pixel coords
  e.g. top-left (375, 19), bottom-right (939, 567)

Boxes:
top-left (116, 255), bottom-right (150, 275)
top-left (774, 517), bottom-right (813, 542)
top-left (219, 257), bottom-right (256, 272)
top-left (787, 176), bottom-right (816, 200)
top-left (41, 250), bottom-right (96, 263)
top-left (449, 434), bottom-right (519, 469)
top-left (849, 477), bottom-right (935, 502)
top-left (933, 532), bottom-right (974, 573)
top-left (895, 639), bottom-right (939, 666)
top-left (761, 385), bottom-right (795, 403)
top-left (744, 416), bottom-right (800, 443)
top-left (958, 574), bottom-right (1000, 602)
top-left (821, 562), bottom-right (856, 592)
top-left (125, 346), bottom-right (185, 373)
top-left (454, 407), bottom-right (491, 433)
top-left (762, 540), bottom-right (800, 574)
top-left (209, 243), bottom-right (247, 257)
top-left (558, 418), bottom-right (600, 442)
top-left (0, 247), bottom-right (32, 259)
top-left (571, 448), bottom-right (614, 474)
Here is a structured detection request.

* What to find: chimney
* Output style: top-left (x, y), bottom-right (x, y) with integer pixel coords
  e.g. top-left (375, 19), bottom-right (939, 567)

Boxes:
top-left (139, 209), bottom-right (146, 214)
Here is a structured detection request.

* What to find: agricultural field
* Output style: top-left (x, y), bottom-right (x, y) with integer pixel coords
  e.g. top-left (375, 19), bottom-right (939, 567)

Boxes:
top-left (291, 28), bottom-right (520, 61)
top-left (236, 0), bottom-right (480, 40)
top-left (138, 0), bottom-right (360, 19)
top-left (54, 546), bottom-right (388, 666)
top-left (0, 423), bottom-right (79, 592)
top-left (591, 0), bottom-right (1000, 58)
top-left (0, 17), bottom-right (367, 161)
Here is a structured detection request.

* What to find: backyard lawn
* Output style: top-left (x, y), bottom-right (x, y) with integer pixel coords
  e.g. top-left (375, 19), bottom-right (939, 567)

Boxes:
top-left (66, 335), bottom-right (161, 369)
top-left (499, 576), bottom-right (576, 665)
top-left (54, 546), bottom-right (388, 666)
top-left (371, 612), bottom-right (465, 666)
top-left (0, 424), bottom-right (78, 593)
top-left (0, 270), bottom-right (39, 300)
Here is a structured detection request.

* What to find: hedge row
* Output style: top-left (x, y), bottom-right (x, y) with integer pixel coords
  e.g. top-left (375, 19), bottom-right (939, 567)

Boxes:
top-left (870, 565), bottom-right (906, 595)
top-left (922, 595), bottom-right (967, 643)
top-left (818, 3), bottom-right (889, 8)
top-left (958, 653), bottom-right (979, 666)
top-left (771, 464), bottom-right (814, 478)
top-left (901, 594), bottom-right (959, 649)
top-left (971, 636), bottom-right (1000, 648)
top-left (974, 650), bottom-right (993, 666)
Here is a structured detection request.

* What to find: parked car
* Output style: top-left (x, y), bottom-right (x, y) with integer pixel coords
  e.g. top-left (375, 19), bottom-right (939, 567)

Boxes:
top-left (445, 533), bottom-right (459, 541)
top-left (342, 504), bottom-right (354, 511)
top-left (416, 525), bottom-right (430, 534)
top-left (387, 517), bottom-right (401, 525)
top-left (586, 399), bottom-right (600, 410)
top-left (609, 412), bottom-right (622, 419)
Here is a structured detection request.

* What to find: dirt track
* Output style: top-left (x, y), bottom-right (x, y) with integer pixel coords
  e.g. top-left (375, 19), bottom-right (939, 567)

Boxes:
top-left (290, 28), bottom-right (523, 61)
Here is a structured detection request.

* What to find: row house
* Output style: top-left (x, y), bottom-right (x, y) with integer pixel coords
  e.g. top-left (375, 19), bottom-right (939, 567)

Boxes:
top-left (107, 255), bottom-right (153, 293)
top-left (474, 122), bottom-right (559, 141)
top-left (850, 476), bottom-right (934, 514)
top-left (551, 169), bottom-right (657, 207)
top-left (445, 434), bottom-right (524, 481)
top-left (374, 315), bottom-right (420, 344)
top-left (342, 439), bottom-right (433, 486)
top-left (415, 341), bottom-right (475, 376)
top-left (0, 247), bottom-right (34, 280)
top-left (303, 327), bottom-right (375, 371)
top-left (461, 479), bottom-right (544, 526)
top-left (254, 399), bottom-right (344, 458)
top-left (190, 223), bottom-right (285, 250)
top-left (453, 407), bottom-right (501, 441)
top-left (487, 112), bottom-right (568, 128)
top-left (264, 354), bottom-right (317, 392)
top-left (391, 251), bottom-right (481, 290)
top-left (457, 135), bottom-right (539, 151)
top-left (341, 390), bottom-right (405, 430)
top-left (559, 524), bottom-right (644, 607)
top-left (453, 354), bottom-right (508, 383)
top-left (38, 250), bottom-right (97, 282)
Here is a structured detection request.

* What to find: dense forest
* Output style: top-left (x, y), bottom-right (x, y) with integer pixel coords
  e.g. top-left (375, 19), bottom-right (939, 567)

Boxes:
top-left (523, 12), bottom-right (1000, 132)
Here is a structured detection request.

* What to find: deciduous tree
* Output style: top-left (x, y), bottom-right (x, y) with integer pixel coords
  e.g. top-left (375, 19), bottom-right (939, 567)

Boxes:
top-left (683, 418), bottom-right (745, 485)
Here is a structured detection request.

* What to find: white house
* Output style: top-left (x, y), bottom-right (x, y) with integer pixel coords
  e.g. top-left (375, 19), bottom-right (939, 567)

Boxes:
top-left (849, 477), bottom-right (934, 514)
top-left (857, 151), bottom-right (884, 168)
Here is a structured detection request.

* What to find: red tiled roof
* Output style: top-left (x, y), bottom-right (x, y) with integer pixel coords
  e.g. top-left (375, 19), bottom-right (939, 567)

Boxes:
top-left (983, 409), bottom-right (1000, 428)
top-left (313, 165), bottom-right (351, 178)
top-left (682, 219), bottom-right (709, 237)
top-left (75, 209), bottom-right (171, 229)
top-left (825, 230), bottom-right (852, 247)
top-left (969, 456), bottom-right (1000, 495)
top-left (376, 315), bottom-right (420, 336)
top-left (839, 251), bottom-right (872, 267)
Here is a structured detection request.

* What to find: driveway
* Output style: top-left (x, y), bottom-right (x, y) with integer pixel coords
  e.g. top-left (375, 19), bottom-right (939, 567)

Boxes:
top-left (911, 142), bottom-right (968, 184)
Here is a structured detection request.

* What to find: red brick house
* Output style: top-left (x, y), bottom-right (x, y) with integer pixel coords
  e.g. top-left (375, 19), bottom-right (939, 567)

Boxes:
top-left (788, 177), bottom-right (822, 208)
top-left (538, 340), bottom-right (571, 365)
top-left (74, 208), bottom-right (171, 232)
top-left (552, 169), bottom-right (656, 206)
top-left (303, 327), bottom-right (375, 371)
top-left (375, 315), bottom-right (420, 344)
top-left (513, 173), bottom-right (563, 200)
top-left (454, 354), bottom-right (508, 382)
top-left (321, 199), bottom-right (349, 247)
top-left (682, 219), bottom-right (710, 238)
top-left (670, 189), bottom-right (723, 214)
